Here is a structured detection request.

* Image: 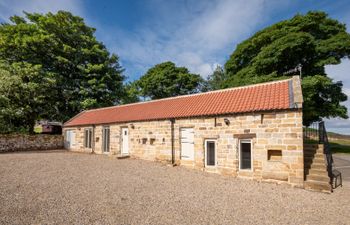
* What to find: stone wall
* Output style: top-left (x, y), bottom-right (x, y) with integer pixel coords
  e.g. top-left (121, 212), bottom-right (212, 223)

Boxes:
top-left (63, 109), bottom-right (303, 187)
top-left (0, 134), bottom-right (63, 152)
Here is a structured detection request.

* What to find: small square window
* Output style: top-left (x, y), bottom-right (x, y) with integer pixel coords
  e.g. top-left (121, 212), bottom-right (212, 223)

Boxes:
top-left (268, 150), bottom-right (282, 161)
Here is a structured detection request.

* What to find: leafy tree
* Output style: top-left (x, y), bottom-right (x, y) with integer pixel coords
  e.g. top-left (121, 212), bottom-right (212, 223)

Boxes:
top-left (0, 11), bottom-right (124, 125)
top-left (224, 11), bottom-right (349, 125)
top-left (120, 81), bottom-right (141, 104)
top-left (138, 61), bottom-right (203, 99)
top-left (205, 65), bottom-right (228, 91)
top-left (302, 75), bottom-right (347, 124)
top-left (0, 62), bottom-right (55, 133)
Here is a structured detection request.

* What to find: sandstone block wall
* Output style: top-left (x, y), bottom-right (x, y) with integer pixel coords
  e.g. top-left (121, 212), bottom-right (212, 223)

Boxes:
top-left (0, 134), bottom-right (63, 152)
top-left (63, 109), bottom-right (303, 187)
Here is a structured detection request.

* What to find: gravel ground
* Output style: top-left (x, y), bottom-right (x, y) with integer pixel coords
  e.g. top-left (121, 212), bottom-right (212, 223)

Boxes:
top-left (0, 150), bottom-right (349, 225)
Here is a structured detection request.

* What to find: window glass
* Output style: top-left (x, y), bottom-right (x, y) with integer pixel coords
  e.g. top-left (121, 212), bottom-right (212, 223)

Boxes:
top-left (240, 141), bottom-right (251, 169)
top-left (84, 128), bottom-right (92, 148)
top-left (206, 140), bottom-right (216, 166)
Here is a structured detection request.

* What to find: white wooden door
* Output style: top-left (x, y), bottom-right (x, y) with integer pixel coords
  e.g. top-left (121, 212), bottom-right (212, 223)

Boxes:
top-left (180, 128), bottom-right (194, 160)
top-left (121, 128), bottom-right (129, 155)
top-left (65, 130), bottom-right (75, 149)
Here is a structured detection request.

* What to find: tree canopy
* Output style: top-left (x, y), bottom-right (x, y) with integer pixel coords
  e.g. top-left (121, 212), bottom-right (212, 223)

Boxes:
top-left (137, 61), bottom-right (203, 99)
top-left (205, 65), bottom-right (228, 91)
top-left (0, 11), bottom-right (124, 132)
top-left (0, 62), bottom-right (55, 133)
top-left (223, 11), bottom-right (349, 125)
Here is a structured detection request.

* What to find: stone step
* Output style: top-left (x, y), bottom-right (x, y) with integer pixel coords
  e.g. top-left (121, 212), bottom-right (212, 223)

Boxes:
top-left (304, 156), bottom-right (325, 162)
top-left (306, 174), bottom-right (330, 183)
top-left (304, 144), bottom-right (323, 148)
top-left (306, 163), bottom-right (327, 170)
top-left (304, 149), bottom-right (322, 153)
top-left (304, 152), bottom-right (324, 158)
top-left (304, 180), bottom-right (331, 193)
top-left (304, 157), bottom-right (325, 164)
top-left (306, 169), bottom-right (329, 176)
top-left (304, 150), bottom-right (324, 155)
top-left (304, 147), bottom-right (323, 151)
top-left (117, 155), bottom-right (130, 159)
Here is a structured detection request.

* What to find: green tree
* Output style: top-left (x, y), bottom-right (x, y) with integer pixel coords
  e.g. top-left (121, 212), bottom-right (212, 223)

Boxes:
top-left (0, 62), bottom-right (55, 133)
top-left (120, 81), bottom-right (141, 104)
top-left (224, 11), bottom-right (349, 125)
top-left (0, 11), bottom-right (124, 125)
top-left (138, 61), bottom-right (203, 99)
top-left (205, 65), bottom-right (228, 91)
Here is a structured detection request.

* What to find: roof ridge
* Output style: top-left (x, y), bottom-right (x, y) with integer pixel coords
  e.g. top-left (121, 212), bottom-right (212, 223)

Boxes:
top-left (85, 77), bottom-right (293, 113)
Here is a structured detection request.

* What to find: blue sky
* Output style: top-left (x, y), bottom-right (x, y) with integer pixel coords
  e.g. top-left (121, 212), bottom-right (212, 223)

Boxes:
top-left (0, 0), bottom-right (350, 134)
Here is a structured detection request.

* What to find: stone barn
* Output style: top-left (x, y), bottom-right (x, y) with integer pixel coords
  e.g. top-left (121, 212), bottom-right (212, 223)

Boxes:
top-left (63, 76), bottom-right (304, 188)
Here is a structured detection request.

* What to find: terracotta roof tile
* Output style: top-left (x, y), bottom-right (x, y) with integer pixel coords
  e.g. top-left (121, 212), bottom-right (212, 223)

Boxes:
top-left (64, 78), bottom-right (297, 127)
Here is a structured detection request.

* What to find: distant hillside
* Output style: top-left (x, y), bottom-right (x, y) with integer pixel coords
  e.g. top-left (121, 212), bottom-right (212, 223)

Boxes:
top-left (327, 131), bottom-right (350, 140)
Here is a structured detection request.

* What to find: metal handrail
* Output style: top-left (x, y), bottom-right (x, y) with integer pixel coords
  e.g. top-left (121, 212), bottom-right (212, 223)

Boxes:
top-left (319, 121), bottom-right (333, 179)
top-left (303, 121), bottom-right (341, 189)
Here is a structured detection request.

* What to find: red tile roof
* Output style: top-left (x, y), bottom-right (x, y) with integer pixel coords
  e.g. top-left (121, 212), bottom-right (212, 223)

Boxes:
top-left (64, 78), bottom-right (297, 127)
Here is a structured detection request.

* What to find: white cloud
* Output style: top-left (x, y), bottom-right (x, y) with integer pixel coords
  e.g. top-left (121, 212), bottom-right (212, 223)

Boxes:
top-left (0, 0), bottom-right (84, 22)
top-left (102, 0), bottom-right (284, 78)
top-left (325, 59), bottom-right (350, 134)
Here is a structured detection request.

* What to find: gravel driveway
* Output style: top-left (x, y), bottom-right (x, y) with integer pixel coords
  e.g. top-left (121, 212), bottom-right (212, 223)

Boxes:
top-left (0, 150), bottom-right (349, 225)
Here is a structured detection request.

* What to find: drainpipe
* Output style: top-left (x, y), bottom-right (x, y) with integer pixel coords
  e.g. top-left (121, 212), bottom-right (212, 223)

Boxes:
top-left (170, 118), bottom-right (175, 165)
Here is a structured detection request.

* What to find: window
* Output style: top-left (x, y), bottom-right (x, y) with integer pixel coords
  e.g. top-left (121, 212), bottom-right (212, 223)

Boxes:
top-left (240, 140), bottom-right (252, 170)
top-left (84, 128), bottom-right (92, 148)
top-left (102, 126), bottom-right (110, 153)
top-left (268, 150), bottom-right (282, 161)
top-left (205, 140), bottom-right (216, 167)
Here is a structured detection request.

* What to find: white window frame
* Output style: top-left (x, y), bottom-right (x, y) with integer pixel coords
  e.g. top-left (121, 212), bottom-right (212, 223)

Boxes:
top-left (239, 139), bottom-right (253, 171)
top-left (205, 139), bottom-right (217, 167)
top-left (84, 128), bottom-right (92, 149)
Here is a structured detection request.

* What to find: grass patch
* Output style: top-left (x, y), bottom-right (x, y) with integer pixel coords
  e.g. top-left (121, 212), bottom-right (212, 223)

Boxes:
top-left (304, 138), bottom-right (350, 154)
top-left (330, 140), bottom-right (350, 154)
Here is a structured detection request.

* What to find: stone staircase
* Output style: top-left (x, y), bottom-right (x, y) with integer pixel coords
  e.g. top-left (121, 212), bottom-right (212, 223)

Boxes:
top-left (304, 144), bottom-right (332, 192)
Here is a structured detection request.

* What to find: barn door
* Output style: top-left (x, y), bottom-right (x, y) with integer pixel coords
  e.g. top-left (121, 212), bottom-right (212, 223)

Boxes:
top-left (180, 128), bottom-right (194, 160)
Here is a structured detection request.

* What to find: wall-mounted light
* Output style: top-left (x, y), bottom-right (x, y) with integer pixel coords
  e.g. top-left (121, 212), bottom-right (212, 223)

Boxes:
top-left (224, 118), bottom-right (230, 125)
top-left (130, 124), bottom-right (135, 129)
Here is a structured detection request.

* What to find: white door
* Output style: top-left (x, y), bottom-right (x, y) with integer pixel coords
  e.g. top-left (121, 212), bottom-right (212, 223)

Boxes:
top-left (65, 130), bottom-right (75, 149)
top-left (181, 128), bottom-right (194, 160)
top-left (121, 128), bottom-right (129, 155)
